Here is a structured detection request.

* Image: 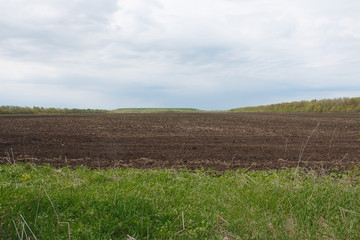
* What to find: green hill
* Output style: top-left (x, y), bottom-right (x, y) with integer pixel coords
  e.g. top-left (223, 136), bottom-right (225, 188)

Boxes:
top-left (3, 97), bottom-right (360, 114)
top-left (110, 108), bottom-right (202, 113)
top-left (230, 97), bottom-right (360, 113)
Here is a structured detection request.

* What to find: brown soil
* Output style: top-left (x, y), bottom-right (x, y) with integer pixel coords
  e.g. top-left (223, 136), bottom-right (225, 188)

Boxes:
top-left (0, 113), bottom-right (359, 171)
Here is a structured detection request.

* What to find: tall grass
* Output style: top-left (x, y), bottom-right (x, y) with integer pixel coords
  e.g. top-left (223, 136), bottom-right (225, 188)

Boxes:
top-left (1, 163), bottom-right (360, 239)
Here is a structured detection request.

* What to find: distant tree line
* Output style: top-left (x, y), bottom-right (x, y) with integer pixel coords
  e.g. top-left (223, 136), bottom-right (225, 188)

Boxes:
top-left (110, 108), bottom-right (201, 113)
top-left (230, 97), bottom-right (360, 113)
top-left (0, 106), bottom-right (108, 114)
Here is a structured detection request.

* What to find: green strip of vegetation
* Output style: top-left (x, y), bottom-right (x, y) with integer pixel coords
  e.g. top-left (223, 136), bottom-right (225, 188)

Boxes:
top-left (230, 97), bottom-right (360, 113)
top-left (1, 163), bottom-right (360, 239)
top-left (0, 106), bottom-right (202, 114)
top-left (110, 108), bottom-right (202, 113)
top-left (0, 106), bottom-right (108, 114)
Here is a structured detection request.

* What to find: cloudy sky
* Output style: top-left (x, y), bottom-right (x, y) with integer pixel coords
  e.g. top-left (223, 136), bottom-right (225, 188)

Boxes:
top-left (1, 0), bottom-right (360, 110)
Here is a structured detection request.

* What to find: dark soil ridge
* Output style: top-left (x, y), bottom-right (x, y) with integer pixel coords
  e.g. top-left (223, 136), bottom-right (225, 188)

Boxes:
top-left (1, 113), bottom-right (359, 171)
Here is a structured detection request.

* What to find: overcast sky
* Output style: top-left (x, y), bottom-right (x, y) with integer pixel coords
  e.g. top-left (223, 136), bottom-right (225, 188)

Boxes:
top-left (1, 0), bottom-right (360, 110)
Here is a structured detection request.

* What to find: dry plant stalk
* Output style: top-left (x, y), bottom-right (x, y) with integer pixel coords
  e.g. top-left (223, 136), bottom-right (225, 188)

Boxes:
top-left (5, 152), bottom-right (13, 164)
top-left (328, 127), bottom-right (337, 159)
top-left (284, 138), bottom-right (288, 158)
top-left (33, 185), bottom-right (71, 240)
top-left (182, 211), bottom-right (185, 231)
top-left (339, 207), bottom-right (360, 217)
top-left (41, 186), bottom-right (60, 223)
top-left (20, 214), bottom-right (38, 240)
top-left (34, 186), bottom-right (42, 228)
top-left (12, 220), bottom-right (21, 239)
top-left (336, 153), bottom-right (348, 164)
top-left (217, 215), bottom-right (229, 225)
top-left (296, 123), bottom-right (320, 175)
top-left (173, 211), bottom-right (186, 236)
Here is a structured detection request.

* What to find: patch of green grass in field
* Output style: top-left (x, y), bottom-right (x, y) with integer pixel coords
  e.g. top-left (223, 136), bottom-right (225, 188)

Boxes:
top-left (110, 108), bottom-right (202, 113)
top-left (1, 164), bottom-right (360, 239)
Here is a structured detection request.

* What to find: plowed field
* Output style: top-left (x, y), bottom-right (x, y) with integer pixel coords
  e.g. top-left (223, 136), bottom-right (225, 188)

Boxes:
top-left (1, 113), bottom-right (359, 170)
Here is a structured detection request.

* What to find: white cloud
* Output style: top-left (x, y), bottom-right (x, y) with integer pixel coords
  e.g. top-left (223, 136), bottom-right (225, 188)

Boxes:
top-left (0, 58), bottom-right (59, 81)
top-left (0, 1), bottom-right (63, 24)
top-left (0, 0), bottom-right (359, 109)
top-left (0, 82), bottom-right (130, 109)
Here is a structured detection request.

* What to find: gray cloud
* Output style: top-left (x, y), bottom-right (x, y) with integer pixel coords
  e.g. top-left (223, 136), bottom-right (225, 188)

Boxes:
top-left (0, 0), bottom-right (359, 109)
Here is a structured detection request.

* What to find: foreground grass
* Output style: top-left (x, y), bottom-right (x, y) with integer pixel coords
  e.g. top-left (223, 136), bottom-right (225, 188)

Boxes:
top-left (1, 164), bottom-right (360, 239)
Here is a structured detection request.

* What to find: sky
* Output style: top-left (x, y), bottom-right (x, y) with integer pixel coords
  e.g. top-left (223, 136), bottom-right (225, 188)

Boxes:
top-left (1, 0), bottom-right (360, 110)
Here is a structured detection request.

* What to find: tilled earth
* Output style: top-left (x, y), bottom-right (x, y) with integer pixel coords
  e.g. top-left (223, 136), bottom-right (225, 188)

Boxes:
top-left (0, 113), bottom-right (359, 171)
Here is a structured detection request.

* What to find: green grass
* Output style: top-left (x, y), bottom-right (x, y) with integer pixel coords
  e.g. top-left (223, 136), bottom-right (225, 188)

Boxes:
top-left (1, 164), bottom-right (360, 239)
